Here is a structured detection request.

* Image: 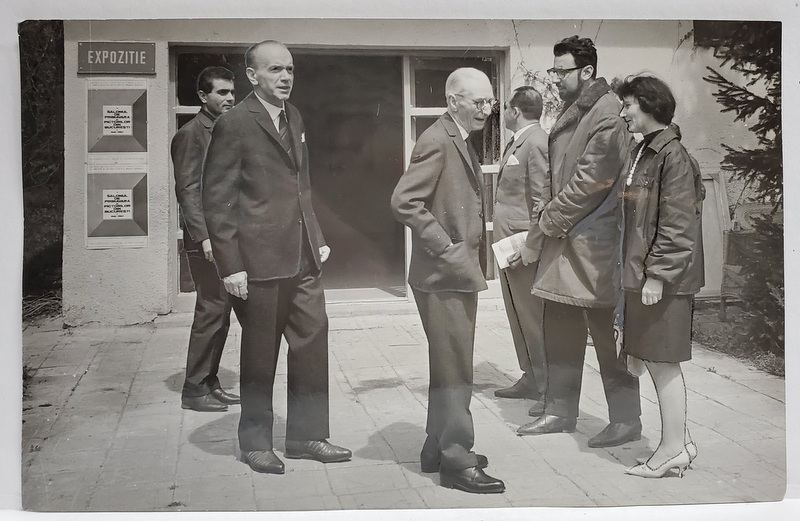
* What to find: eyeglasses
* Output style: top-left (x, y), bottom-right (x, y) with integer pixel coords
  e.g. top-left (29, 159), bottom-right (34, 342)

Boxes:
top-left (546, 66), bottom-right (584, 79)
top-left (453, 93), bottom-right (498, 111)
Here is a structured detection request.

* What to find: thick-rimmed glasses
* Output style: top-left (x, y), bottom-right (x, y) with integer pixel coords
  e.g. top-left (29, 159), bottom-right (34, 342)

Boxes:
top-left (546, 66), bottom-right (583, 79)
top-left (453, 93), bottom-right (498, 111)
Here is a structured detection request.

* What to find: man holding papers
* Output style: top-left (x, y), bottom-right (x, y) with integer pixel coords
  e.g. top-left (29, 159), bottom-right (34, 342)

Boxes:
top-left (492, 86), bottom-right (549, 417)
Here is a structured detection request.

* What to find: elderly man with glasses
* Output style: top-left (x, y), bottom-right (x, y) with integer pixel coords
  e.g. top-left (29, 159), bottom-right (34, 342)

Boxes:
top-left (514, 36), bottom-right (642, 449)
top-left (391, 67), bottom-right (505, 494)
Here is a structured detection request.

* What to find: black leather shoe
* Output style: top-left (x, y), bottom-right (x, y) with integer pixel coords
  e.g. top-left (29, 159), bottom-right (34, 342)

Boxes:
top-left (242, 450), bottom-right (285, 474)
top-left (494, 374), bottom-right (540, 400)
top-left (284, 440), bottom-right (352, 463)
top-left (516, 414), bottom-right (577, 436)
top-left (528, 399), bottom-right (545, 417)
top-left (587, 419), bottom-right (642, 448)
top-left (440, 466), bottom-right (505, 494)
top-left (181, 394), bottom-right (228, 412)
top-left (421, 453), bottom-right (488, 473)
top-left (211, 387), bottom-right (241, 405)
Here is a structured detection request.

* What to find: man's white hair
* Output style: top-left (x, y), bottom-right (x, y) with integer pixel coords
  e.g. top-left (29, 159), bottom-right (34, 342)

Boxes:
top-left (445, 67), bottom-right (490, 98)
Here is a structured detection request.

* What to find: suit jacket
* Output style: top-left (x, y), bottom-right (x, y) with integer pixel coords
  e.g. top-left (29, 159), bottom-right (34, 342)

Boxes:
top-left (202, 93), bottom-right (326, 281)
top-left (494, 122), bottom-right (550, 249)
top-left (171, 108), bottom-right (214, 250)
top-left (391, 112), bottom-right (487, 293)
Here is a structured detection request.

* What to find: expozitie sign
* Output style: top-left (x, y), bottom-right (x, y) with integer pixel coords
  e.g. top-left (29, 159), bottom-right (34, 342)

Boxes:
top-left (78, 42), bottom-right (156, 75)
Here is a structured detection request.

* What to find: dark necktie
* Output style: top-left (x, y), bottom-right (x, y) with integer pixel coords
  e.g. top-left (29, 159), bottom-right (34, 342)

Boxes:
top-left (467, 139), bottom-right (481, 173)
top-left (278, 110), bottom-right (289, 147)
top-left (467, 140), bottom-right (487, 276)
top-left (503, 136), bottom-right (515, 156)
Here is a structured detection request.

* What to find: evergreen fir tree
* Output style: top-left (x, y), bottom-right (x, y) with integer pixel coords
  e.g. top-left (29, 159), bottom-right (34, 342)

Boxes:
top-left (697, 21), bottom-right (783, 355)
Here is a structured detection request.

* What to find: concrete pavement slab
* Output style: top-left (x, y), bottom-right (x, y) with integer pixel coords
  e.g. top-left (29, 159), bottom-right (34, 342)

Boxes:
top-left (20, 303), bottom-right (787, 512)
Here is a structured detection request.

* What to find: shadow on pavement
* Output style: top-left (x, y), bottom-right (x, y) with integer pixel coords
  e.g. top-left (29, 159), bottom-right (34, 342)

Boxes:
top-left (164, 367), bottom-right (239, 394)
top-left (186, 412), bottom-right (240, 455)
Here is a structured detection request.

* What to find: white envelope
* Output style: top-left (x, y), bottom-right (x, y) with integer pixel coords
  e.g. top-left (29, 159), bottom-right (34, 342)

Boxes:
top-left (506, 154), bottom-right (520, 166)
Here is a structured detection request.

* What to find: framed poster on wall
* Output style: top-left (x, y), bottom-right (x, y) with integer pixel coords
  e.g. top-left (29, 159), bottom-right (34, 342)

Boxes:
top-left (85, 77), bottom-right (149, 248)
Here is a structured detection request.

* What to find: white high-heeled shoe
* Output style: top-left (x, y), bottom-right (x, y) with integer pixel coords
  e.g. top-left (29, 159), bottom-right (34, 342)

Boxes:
top-left (637, 441), bottom-right (698, 467)
top-left (626, 449), bottom-right (691, 478)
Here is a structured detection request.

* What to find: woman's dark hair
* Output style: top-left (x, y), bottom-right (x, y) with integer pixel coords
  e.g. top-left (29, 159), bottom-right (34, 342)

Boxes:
top-left (553, 35), bottom-right (598, 78)
top-left (615, 75), bottom-right (676, 126)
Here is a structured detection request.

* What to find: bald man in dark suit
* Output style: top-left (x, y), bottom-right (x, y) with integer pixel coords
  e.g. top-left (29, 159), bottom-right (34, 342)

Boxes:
top-left (391, 67), bottom-right (504, 494)
top-left (203, 40), bottom-right (350, 475)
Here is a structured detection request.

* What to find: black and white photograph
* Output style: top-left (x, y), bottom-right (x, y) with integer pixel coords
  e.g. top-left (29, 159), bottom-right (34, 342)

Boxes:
top-left (2, 1), bottom-right (798, 520)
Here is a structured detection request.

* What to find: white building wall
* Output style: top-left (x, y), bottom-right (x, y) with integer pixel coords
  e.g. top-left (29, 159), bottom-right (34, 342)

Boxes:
top-left (62, 18), bottom-right (755, 324)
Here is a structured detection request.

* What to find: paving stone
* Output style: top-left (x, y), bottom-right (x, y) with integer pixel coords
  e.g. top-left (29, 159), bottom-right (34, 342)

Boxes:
top-left (26, 447), bottom-right (106, 474)
top-left (98, 461), bottom-right (177, 486)
top-left (333, 430), bottom-right (398, 466)
top-left (338, 486), bottom-right (427, 509)
top-left (172, 473), bottom-right (256, 510)
top-left (105, 446), bottom-right (179, 473)
top-left (20, 303), bottom-right (787, 511)
top-left (89, 480), bottom-right (175, 511)
top-left (251, 468), bottom-right (332, 500)
top-left (502, 470), bottom-right (587, 504)
top-left (256, 494), bottom-right (342, 511)
top-left (22, 469), bottom-right (98, 511)
top-left (179, 410), bottom-right (239, 444)
top-left (176, 441), bottom-right (245, 478)
top-left (416, 483), bottom-right (513, 508)
top-left (326, 462), bottom-right (410, 495)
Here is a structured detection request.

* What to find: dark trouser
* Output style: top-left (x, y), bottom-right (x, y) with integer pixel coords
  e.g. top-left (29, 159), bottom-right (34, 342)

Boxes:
top-left (182, 251), bottom-right (233, 398)
top-left (543, 300), bottom-right (641, 422)
top-left (232, 256), bottom-right (330, 452)
top-left (413, 289), bottom-right (480, 472)
top-left (499, 263), bottom-right (547, 395)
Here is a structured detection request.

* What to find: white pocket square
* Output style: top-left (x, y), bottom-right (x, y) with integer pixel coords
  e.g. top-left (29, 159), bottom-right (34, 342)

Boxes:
top-left (506, 154), bottom-right (520, 166)
top-left (301, 132), bottom-right (306, 143)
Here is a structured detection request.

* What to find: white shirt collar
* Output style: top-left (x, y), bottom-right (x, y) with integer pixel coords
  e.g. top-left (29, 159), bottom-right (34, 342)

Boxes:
top-left (254, 92), bottom-right (285, 128)
top-left (513, 122), bottom-right (538, 141)
top-left (450, 114), bottom-right (470, 141)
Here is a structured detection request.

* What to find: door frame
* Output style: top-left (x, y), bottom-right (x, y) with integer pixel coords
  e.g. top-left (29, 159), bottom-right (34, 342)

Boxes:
top-left (168, 45), bottom-right (508, 309)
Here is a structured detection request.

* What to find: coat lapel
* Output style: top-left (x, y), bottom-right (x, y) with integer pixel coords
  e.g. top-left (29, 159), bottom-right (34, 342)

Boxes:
top-left (286, 102), bottom-right (303, 168)
top-left (246, 94), bottom-right (296, 168)
top-left (549, 78), bottom-right (612, 142)
top-left (499, 123), bottom-right (539, 177)
top-left (442, 113), bottom-right (481, 184)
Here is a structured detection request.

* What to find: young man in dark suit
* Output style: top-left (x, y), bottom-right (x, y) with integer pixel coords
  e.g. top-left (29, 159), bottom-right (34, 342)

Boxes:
top-left (391, 67), bottom-right (505, 494)
top-left (171, 66), bottom-right (241, 412)
top-left (202, 40), bottom-right (350, 474)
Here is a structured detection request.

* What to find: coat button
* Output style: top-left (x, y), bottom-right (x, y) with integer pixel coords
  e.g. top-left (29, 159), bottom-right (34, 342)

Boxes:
top-left (479, 212), bottom-right (484, 219)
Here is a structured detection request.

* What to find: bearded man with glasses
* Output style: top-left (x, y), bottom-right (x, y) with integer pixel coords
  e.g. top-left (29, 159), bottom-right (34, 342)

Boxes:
top-left (515, 36), bottom-right (643, 450)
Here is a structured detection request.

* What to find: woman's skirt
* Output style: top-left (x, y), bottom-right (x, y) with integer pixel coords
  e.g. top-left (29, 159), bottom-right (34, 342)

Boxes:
top-left (623, 291), bottom-right (694, 363)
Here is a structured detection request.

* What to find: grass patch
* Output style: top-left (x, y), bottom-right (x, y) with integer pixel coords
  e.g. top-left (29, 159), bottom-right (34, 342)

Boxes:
top-left (692, 300), bottom-right (784, 377)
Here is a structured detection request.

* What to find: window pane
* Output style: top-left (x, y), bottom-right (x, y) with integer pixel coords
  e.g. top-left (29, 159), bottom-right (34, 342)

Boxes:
top-left (413, 116), bottom-right (439, 140)
top-left (176, 113), bottom-right (196, 130)
top-left (412, 56), bottom-right (494, 107)
top-left (176, 51), bottom-right (249, 106)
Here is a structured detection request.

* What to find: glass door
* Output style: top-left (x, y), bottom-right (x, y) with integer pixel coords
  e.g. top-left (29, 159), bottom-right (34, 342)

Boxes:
top-left (401, 52), bottom-right (505, 296)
